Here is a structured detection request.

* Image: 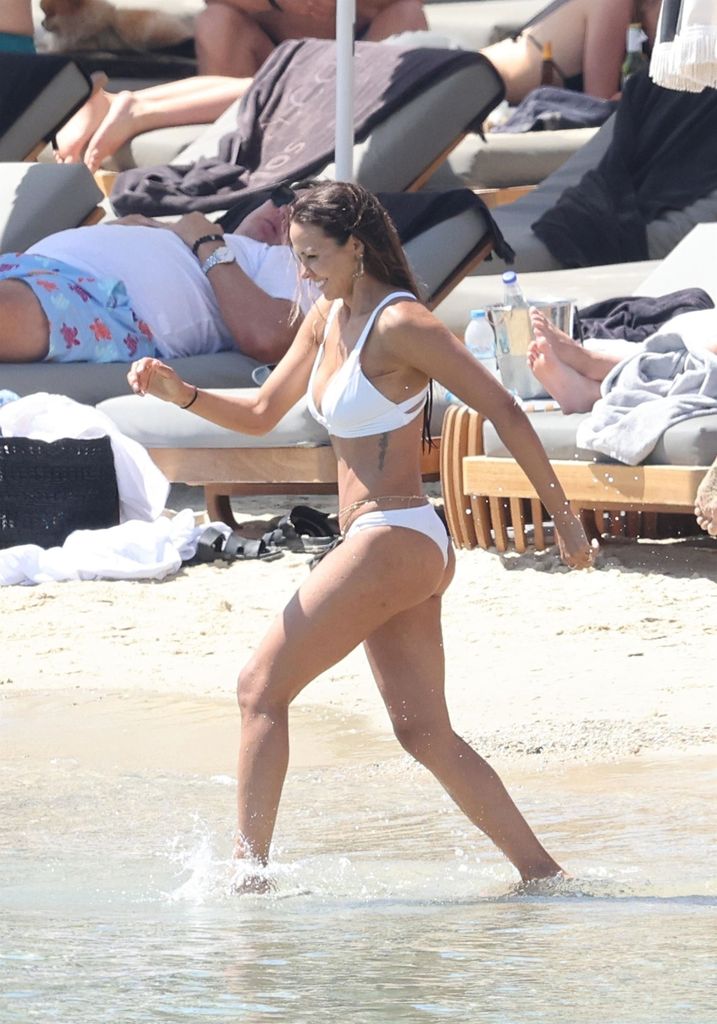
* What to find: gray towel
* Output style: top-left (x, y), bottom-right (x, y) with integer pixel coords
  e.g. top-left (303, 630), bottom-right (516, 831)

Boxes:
top-left (576, 332), bottom-right (717, 465)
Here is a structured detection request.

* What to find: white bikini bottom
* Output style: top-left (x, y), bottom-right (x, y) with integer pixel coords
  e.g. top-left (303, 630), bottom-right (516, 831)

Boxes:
top-left (344, 502), bottom-right (450, 567)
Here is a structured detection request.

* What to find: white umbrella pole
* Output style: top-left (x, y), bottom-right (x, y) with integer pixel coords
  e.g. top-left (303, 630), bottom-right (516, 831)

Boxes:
top-left (335, 0), bottom-right (356, 182)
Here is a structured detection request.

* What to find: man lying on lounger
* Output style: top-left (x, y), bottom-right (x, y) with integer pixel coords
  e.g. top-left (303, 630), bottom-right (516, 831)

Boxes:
top-left (0, 184), bottom-right (315, 366)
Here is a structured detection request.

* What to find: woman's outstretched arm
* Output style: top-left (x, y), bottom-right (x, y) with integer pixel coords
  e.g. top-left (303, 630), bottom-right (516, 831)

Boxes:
top-left (127, 299), bottom-right (329, 437)
top-left (382, 303), bottom-right (595, 567)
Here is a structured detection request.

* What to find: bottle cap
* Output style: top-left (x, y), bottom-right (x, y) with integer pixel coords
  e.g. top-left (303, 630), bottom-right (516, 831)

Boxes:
top-left (469, 309), bottom-right (486, 319)
top-left (502, 271), bottom-right (517, 283)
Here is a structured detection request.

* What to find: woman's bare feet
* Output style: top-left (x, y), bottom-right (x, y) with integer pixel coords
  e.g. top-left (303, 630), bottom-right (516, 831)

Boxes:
top-left (54, 71), bottom-right (110, 164)
top-left (695, 458), bottom-right (717, 537)
top-left (527, 337), bottom-right (601, 414)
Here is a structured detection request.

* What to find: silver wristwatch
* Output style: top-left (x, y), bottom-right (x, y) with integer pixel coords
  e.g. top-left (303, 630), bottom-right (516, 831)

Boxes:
top-left (200, 245), bottom-right (236, 275)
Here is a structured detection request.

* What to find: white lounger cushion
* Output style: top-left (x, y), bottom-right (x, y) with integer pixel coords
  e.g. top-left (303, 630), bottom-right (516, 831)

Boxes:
top-left (99, 392), bottom-right (329, 450)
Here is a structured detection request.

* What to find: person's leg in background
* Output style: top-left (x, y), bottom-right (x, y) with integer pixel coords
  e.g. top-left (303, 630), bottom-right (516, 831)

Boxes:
top-left (0, 0), bottom-right (36, 52)
top-left (55, 74), bottom-right (250, 169)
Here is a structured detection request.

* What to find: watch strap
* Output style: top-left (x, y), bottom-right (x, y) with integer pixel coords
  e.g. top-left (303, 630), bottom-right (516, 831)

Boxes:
top-left (201, 246), bottom-right (236, 275)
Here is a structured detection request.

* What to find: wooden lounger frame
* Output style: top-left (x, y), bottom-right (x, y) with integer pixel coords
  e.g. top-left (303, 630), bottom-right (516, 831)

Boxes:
top-left (150, 442), bottom-right (441, 527)
top-left (440, 405), bottom-right (708, 552)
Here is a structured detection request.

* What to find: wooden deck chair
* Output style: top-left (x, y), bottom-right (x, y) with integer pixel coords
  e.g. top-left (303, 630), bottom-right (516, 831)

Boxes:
top-left (441, 405), bottom-right (715, 552)
top-left (0, 162), bottom-right (103, 252)
top-left (91, 39), bottom-right (504, 194)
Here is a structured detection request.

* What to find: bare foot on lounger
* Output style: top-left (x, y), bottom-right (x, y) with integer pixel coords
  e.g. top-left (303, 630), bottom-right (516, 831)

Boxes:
top-left (527, 337), bottom-right (601, 414)
top-left (695, 457), bottom-right (717, 537)
top-left (54, 72), bottom-right (110, 164)
top-left (530, 305), bottom-right (620, 382)
top-left (83, 90), bottom-right (147, 172)
top-left (530, 306), bottom-right (579, 354)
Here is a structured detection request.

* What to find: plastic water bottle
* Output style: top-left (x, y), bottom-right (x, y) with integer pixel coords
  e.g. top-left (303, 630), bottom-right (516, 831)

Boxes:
top-left (465, 309), bottom-right (499, 377)
top-left (502, 270), bottom-right (529, 308)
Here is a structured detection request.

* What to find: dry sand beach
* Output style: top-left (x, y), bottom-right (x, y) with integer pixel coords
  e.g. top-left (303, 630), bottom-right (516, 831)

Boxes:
top-left (3, 490), bottom-right (716, 766)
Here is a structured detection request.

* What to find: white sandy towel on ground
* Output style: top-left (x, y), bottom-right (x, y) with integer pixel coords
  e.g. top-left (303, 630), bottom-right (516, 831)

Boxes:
top-left (0, 392), bottom-right (201, 584)
top-left (0, 509), bottom-right (220, 585)
top-left (0, 392), bottom-right (169, 521)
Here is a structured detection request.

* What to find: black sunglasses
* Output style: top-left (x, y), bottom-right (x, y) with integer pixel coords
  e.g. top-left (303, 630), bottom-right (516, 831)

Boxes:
top-left (269, 179), bottom-right (322, 208)
top-left (269, 184), bottom-right (297, 208)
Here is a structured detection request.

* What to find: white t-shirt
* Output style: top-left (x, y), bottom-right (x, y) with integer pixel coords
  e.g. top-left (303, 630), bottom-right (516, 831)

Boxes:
top-left (27, 225), bottom-right (312, 358)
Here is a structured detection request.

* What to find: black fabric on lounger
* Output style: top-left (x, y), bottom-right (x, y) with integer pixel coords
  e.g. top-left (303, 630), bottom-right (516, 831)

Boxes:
top-left (110, 38), bottom-right (502, 217)
top-left (531, 71), bottom-right (717, 267)
top-left (576, 288), bottom-right (714, 343)
top-left (58, 42), bottom-right (197, 81)
top-left (491, 86), bottom-right (616, 133)
top-left (219, 185), bottom-right (516, 270)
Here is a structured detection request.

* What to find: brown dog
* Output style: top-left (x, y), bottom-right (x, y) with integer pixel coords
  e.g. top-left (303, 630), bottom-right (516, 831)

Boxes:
top-left (39, 0), bottom-right (193, 53)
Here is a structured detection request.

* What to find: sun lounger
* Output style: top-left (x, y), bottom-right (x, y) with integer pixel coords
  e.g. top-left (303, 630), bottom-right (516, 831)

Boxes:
top-left (0, 53), bottom-right (92, 161)
top-left (440, 225), bottom-right (717, 550)
top-left (0, 162), bottom-right (103, 251)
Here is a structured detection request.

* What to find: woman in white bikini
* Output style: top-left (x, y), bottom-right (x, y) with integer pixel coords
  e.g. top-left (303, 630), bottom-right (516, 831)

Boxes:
top-left (128, 181), bottom-right (594, 891)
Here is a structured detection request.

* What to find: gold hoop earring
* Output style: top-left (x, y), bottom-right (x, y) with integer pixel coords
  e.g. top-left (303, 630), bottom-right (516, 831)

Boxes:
top-left (353, 252), bottom-right (364, 281)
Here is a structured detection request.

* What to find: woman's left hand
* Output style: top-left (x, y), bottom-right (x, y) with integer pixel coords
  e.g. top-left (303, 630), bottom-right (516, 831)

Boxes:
top-left (554, 508), bottom-right (597, 569)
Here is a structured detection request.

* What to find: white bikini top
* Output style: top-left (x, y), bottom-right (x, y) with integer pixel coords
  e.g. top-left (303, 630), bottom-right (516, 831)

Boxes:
top-left (306, 291), bottom-right (429, 439)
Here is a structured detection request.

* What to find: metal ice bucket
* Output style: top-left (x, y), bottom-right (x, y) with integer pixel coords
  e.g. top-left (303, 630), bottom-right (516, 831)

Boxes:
top-left (487, 298), bottom-right (575, 400)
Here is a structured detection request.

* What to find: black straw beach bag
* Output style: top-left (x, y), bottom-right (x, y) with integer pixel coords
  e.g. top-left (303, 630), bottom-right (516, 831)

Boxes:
top-left (0, 435), bottom-right (120, 550)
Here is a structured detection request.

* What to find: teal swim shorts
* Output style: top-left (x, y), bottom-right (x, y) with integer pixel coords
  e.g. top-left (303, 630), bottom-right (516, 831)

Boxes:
top-left (0, 252), bottom-right (158, 363)
top-left (0, 32), bottom-right (36, 53)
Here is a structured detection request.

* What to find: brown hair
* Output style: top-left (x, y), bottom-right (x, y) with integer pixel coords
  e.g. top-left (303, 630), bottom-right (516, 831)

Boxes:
top-left (289, 181), bottom-right (434, 448)
top-left (288, 181), bottom-right (419, 295)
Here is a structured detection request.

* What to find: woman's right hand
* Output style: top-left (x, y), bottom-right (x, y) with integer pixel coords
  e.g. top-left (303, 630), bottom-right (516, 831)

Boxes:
top-left (554, 508), bottom-right (596, 569)
top-left (128, 357), bottom-right (192, 407)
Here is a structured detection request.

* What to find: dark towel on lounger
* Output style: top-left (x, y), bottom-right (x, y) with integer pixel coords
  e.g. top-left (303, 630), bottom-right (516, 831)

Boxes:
top-left (492, 86), bottom-right (616, 133)
top-left (110, 38), bottom-right (501, 218)
top-left (531, 71), bottom-right (717, 267)
top-left (576, 288), bottom-right (715, 343)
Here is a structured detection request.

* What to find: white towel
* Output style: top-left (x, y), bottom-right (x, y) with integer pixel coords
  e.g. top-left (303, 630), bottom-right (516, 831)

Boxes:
top-left (0, 510), bottom-right (213, 586)
top-left (650, 0), bottom-right (717, 91)
top-left (576, 325), bottom-right (717, 465)
top-left (0, 393), bottom-right (169, 522)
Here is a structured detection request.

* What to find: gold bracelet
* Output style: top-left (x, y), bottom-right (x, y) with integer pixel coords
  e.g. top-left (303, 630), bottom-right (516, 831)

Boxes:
top-left (180, 385), bottom-right (199, 410)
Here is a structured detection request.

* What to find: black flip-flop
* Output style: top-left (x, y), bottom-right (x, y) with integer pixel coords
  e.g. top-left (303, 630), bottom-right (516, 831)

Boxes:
top-left (286, 505), bottom-right (341, 538)
top-left (269, 506), bottom-right (341, 557)
top-left (191, 526), bottom-right (283, 564)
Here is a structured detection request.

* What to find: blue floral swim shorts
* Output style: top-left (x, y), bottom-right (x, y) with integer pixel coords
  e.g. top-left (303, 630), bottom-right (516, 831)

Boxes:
top-left (0, 253), bottom-right (159, 363)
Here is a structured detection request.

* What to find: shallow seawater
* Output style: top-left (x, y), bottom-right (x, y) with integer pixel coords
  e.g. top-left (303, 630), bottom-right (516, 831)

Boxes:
top-left (2, 691), bottom-right (715, 1023)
